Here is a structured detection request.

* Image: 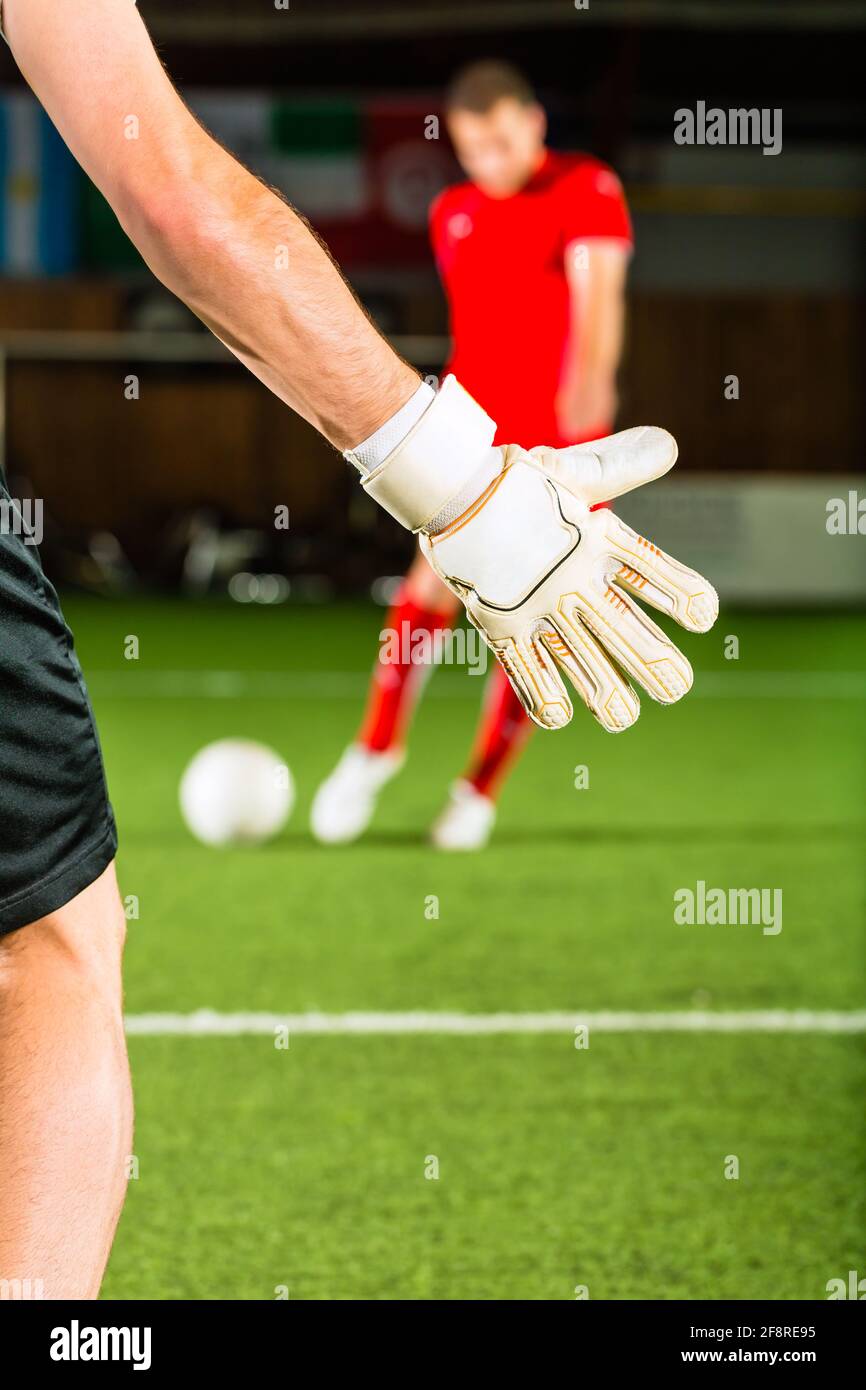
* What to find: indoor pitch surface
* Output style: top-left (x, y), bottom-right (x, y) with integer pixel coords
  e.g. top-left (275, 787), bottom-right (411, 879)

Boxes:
top-left (65, 596), bottom-right (864, 1300)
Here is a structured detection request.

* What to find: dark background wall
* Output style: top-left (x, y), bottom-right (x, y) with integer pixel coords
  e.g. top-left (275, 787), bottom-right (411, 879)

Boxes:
top-left (0, 0), bottom-right (862, 590)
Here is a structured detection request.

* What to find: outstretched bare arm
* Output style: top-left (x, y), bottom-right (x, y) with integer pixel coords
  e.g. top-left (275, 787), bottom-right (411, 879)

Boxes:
top-left (2, 1), bottom-right (719, 736)
top-left (2, 0), bottom-right (418, 449)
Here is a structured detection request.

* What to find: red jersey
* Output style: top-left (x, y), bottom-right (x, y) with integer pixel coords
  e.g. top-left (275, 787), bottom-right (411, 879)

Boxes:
top-left (430, 149), bottom-right (632, 449)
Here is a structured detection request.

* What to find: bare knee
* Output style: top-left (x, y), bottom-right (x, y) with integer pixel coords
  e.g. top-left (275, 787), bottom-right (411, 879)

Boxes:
top-left (0, 863), bottom-right (126, 1010)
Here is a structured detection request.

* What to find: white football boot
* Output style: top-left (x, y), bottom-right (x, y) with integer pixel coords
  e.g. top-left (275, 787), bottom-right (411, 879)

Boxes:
top-left (310, 744), bottom-right (405, 844)
top-left (430, 779), bottom-right (496, 851)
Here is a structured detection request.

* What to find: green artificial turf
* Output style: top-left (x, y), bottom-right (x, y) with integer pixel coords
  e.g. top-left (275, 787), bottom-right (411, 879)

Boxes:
top-left (59, 596), bottom-right (865, 1300)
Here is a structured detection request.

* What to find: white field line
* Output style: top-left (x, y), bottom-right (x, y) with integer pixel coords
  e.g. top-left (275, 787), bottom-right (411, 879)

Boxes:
top-left (89, 671), bottom-right (866, 700)
top-left (123, 1009), bottom-right (866, 1037)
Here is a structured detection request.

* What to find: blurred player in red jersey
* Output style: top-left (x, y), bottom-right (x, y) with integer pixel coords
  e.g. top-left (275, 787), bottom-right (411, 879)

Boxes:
top-left (312, 61), bottom-right (633, 849)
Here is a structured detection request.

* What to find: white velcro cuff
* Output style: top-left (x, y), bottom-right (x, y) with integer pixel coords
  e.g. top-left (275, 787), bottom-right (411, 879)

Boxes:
top-left (349, 375), bottom-right (496, 533)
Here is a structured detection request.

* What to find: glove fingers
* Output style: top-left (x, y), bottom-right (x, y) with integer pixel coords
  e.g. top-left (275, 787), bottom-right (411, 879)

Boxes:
top-left (604, 514), bottom-right (719, 633)
top-left (545, 612), bottom-right (640, 733)
top-left (570, 586), bottom-right (694, 706)
top-left (491, 630), bottom-right (574, 731)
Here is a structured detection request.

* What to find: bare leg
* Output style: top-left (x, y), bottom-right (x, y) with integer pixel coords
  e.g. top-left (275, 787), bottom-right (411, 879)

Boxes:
top-left (0, 862), bottom-right (132, 1300)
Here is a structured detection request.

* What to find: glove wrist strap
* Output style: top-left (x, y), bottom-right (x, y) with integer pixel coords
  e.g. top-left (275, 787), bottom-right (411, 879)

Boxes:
top-left (347, 380), bottom-right (435, 474)
top-left (344, 375), bottom-right (496, 533)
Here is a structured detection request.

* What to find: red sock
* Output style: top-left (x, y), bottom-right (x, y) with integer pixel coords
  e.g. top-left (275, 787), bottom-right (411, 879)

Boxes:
top-left (358, 588), bottom-right (455, 753)
top-left (464, 663), bottom-right (532, 800)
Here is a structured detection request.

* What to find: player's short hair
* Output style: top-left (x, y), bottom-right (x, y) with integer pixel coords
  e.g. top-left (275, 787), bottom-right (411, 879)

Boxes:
top-left (445, 61), bottom-right (537, 115)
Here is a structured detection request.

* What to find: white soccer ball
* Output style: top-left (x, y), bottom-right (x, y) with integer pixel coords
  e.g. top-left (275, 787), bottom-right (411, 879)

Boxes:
top-left (179, 739), bottom-right (294, 846)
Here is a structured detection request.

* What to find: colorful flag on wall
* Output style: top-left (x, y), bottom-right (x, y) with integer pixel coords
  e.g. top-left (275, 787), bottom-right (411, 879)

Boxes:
top-left (0, 94), bottom-right (80, 275)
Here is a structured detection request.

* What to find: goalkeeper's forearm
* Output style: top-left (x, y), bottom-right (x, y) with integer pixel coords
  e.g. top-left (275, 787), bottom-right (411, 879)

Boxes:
top-left (2, 0), bottom-right (419, 449)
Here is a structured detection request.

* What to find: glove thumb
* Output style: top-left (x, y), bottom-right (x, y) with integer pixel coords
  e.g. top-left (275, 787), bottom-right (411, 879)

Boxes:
top-left (530, 425), bottom-right (678, 506)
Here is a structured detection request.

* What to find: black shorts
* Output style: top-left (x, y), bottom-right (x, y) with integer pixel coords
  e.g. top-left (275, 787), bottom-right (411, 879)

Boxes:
top-left (0, 485), bottom-right (117, 936)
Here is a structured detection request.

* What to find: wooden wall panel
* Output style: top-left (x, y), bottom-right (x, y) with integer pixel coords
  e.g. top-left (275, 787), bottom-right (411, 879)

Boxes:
top-left (3, 290), bottom-right (862, 563)
top-left (619, 293), bottom-right (863, 474)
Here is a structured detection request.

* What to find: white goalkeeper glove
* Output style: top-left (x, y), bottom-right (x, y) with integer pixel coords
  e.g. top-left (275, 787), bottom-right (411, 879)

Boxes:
top-left (346, 376), bottom-right (718, 732)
